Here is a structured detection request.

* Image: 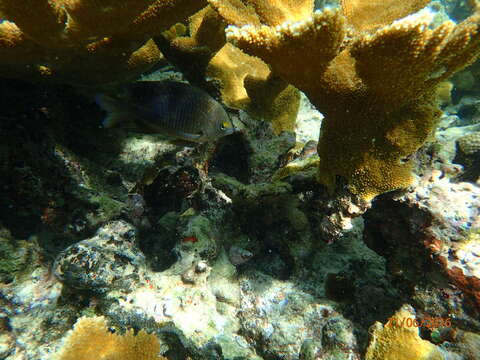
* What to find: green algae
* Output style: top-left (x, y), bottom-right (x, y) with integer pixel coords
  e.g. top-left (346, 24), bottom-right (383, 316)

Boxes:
top-left (0, 229), bottom-right (37, 283)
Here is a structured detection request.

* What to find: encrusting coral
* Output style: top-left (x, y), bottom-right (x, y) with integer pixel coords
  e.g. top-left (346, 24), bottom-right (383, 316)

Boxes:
top-left (209, 0), bottom-right (480, 199)
top-left (54, 316), bottom-right (164, 360)
top-left (0, 0), bottom-right (207, 85)
top-left (365, 306), bottom-right (443, 360)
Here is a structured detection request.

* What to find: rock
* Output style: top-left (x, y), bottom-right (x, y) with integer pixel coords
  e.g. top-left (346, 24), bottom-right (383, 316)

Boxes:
top-left (238, 272), bottom-right (361, 360)
top-left (53, 221), bottom-right (147, 293)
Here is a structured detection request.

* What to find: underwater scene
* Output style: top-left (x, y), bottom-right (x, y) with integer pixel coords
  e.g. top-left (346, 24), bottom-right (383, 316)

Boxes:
top-left (1, 0), bottom-right (480, 359)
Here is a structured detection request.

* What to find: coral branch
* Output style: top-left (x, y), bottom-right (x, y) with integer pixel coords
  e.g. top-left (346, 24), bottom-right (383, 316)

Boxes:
top-left (0, 0), bottom-right (207, 85)
top-left (211, 0), bottom-right (480, 199)
top-left (63, 0), bottom-right (152, 40)
top-left (224, 8), bottom-right (347, 94)
top-left (340, 0), bottom-right (431, 31)
top-left (0, 0), bottom-right (67, 46)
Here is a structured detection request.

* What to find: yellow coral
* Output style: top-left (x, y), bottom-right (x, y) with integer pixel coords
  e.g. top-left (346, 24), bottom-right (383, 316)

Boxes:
top-left (152, 5), bottom-right (226, 84)
top-left (207, 43), bottom-right (269, 109)
top-left (220, 6), bottom-right (347, 94)
top-left (244, 73), bottom-right (300, 134)
top-left (206, 43), bottom-right (300, 133)
top-left (162, 23), bottom-right (188, 41)
top-left (365, 307), bottom-right (443, 360)
top-left (209, 0), bottom-right (314, 27)
top-left (435, 81), bottom-right (453, 106)
top-left (0, 0), bottom-right (207, 85)
top-left (210, 0), bottom-right (480, 199)
top-left (272, 154), bottom-right (320, 181)
top-left (54, 316), bottom-right (164, 360)
top-left (155, 6), bottom-right (301, 134)
top-left (340, 0), bottom-right (431, 31)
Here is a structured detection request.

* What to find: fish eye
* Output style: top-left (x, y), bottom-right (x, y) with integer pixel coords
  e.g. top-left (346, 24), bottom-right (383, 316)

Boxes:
top-left (220, 121), bottom-right (230, 130)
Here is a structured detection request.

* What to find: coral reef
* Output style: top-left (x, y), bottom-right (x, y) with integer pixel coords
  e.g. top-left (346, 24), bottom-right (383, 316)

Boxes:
top-left (210, 0), bottom-right (480, 199)
top-left (2, 1), bottom-right (480, 360)
top-left (457, 131), bottom-right (480, 155)
top-left (340, 0), bottom-right (431, 31)
top-left (206, 44), bottom-right (301, 134)
top-left (153, 5), bottom-right (227, 85)
top-left (364, 169), bottom-right (480, 320)
top-left (0, 227), bottom-right (35, 284)
top-left (411, 173), bottom-right (480, 313)
top-left (154, 8), bottom-right (301, 135)
top-left (54, 316), bottom-right (163, 360)
top-left (365, 305), bottom-right (443, 360)
top-left (2, 67), bottom-right (480, 358)
top-left (238, 273), bottom-right (361, 360)
top-left (0, 0), bottom-right (207, 85)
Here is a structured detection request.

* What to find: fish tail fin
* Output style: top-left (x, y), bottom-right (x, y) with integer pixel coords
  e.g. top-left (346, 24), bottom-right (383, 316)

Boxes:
top-left (95, 94), bottom-right (131, 128)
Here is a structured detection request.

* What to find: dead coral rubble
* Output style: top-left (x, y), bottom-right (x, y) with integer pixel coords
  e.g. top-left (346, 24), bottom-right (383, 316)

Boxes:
top-left (210, 0), bottom-right (480, 200)
top-left (0, 0), bottom-right (207, 85)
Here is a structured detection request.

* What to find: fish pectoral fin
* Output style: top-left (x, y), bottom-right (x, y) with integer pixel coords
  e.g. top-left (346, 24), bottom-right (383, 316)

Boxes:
top-left (176, 130), bottom-right (203, 142)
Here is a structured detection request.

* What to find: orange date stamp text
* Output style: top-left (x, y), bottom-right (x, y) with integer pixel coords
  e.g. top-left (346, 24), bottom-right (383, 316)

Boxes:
top-left (385, 317), bottom-right (451, 329)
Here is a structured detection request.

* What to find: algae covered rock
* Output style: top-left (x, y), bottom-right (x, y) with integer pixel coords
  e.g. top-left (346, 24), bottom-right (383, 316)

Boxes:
top-left (53, 221), bottom-right (147, 293)
top-left (174, 215), bottom-right (220, 263)
top-left (0, 227), bottom-right (36, 284)
top-left (238, 272), bottom-right (361, 360)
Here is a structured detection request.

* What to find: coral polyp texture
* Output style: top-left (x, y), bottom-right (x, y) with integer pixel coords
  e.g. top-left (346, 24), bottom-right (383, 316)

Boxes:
top-left (54, 316), bottom-right (164, 360)
top-left (153, 5), bottom-right (301, 134)
top-left (365, 306), bottom-right (443, 360)
top-left (206, 43), bottom-right (301, 134)
top-left (340, 0), bottom-right (431, 31)
top-left (0, 0), bottom-right (207, 85)
top-left (210, 0), bottom-right (480, 199)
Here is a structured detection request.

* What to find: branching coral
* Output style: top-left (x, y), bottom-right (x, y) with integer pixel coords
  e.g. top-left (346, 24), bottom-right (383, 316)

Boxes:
top-left (155, 5), bottom-right (300, 134)
top-left (210, 0), bottom-right (480, 199)
top-left (54, 316), bottom-right (164, 360)
top-left (153, 5), bottom-right (227, 85)
top-left (206, 43), bottom-right (300, 134)
top-left (0, 0), bottom-right (207, 85)
top-left (340, 0), bottom-right (431, 31)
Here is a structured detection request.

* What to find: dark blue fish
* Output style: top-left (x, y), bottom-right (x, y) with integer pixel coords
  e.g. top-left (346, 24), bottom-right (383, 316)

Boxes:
top-left (96, 81), bottom-right (236, 142)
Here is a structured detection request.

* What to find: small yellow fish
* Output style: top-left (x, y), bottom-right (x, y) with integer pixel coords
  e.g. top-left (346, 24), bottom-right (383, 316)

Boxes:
top-left (96, 81), bottom-right (236, 142)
